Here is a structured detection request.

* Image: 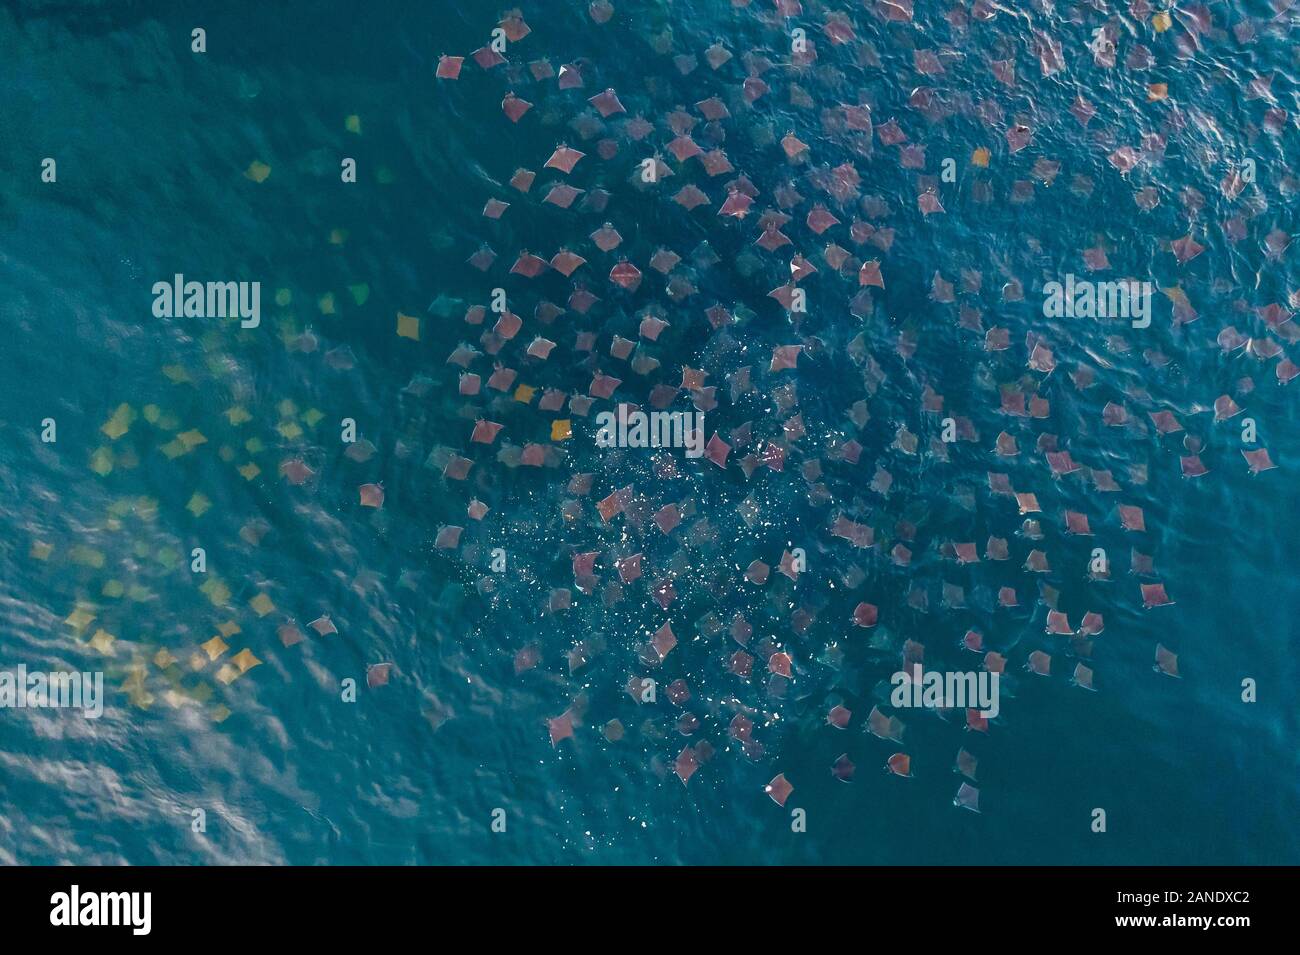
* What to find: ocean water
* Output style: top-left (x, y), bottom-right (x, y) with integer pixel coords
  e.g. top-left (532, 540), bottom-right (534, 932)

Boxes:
top-left (1, 0), bottom-right (1298, 865)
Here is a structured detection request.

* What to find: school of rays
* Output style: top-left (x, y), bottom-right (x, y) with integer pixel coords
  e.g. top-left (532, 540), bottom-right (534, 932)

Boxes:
top-left (27, 1), bottom-right (1296, 825)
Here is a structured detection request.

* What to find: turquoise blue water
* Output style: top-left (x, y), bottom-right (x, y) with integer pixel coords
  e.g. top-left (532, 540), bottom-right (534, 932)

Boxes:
top-left (1, 0), bottom-right (1297, 864)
